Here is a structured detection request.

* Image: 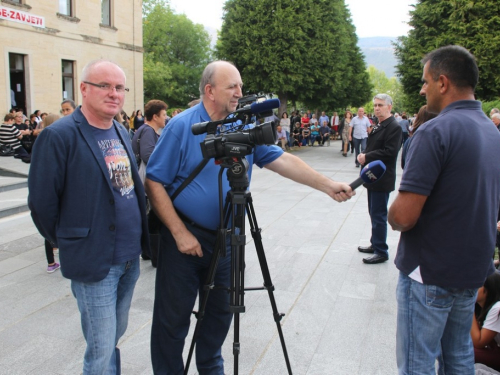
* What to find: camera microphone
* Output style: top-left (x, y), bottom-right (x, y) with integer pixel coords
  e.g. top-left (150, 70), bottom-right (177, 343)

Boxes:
top-left (235, 98), bottom-right (280, 116)
top-left (349, 160), bottom-right (386, 190)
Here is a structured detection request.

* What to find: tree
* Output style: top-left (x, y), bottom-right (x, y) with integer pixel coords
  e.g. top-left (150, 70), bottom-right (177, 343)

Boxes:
top-left (215, 0), bottom-right (372, 115)
top-left (395, 0), bottom-right (500, 112)
top-left (363, 66), bottom-right (406, 114)
top-left (143, 0), bottom-right (212, 107)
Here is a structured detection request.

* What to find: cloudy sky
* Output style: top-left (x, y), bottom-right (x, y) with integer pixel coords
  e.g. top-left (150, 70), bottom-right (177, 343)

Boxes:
top-left (168, 0), bottom-right (415, 38)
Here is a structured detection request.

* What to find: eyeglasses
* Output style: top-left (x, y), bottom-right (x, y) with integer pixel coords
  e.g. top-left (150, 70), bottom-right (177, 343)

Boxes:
top-left (83, 81), bottom-right (129, 93)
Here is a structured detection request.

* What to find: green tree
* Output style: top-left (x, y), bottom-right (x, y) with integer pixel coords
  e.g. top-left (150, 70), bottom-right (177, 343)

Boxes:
top-left (143, 1), bottom-right (212, 106)
top-left (395, 0), bottom-right (500, 112)
top-left (364, 66), bottom-right (406, 113)
top-left (215, 0), bottom-right (371, 115)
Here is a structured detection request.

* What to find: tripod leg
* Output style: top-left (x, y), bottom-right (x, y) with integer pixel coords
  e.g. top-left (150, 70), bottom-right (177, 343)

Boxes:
top-left (184, 229), bottom-right (227, 375)
top-left (246, 198), bottom-right (293, 375)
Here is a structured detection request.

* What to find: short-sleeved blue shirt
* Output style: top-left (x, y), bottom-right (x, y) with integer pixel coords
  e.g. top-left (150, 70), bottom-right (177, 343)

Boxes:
top-left (146, 102), bottom-right (283, 230)
top-left (395, 100), bottom-right (500, 288)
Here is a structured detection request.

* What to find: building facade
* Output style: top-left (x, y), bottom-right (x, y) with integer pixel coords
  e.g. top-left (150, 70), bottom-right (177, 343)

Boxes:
top-left (0, 0), bottom-right (143, 117)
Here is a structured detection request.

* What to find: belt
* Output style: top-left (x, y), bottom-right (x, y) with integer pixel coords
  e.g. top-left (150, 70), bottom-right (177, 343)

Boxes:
top-left (175, 209), bottom-right (217, 235)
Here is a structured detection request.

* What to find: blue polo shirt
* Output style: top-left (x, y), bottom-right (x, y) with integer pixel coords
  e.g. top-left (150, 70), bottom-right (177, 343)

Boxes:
top-left (395, 100), bottom-right (500, 288)
top-left (146, 103), bottom-right (283, 230)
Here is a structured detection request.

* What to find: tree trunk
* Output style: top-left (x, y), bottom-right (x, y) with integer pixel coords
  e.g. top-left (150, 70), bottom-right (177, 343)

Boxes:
top-left (278, 92), bottom-right (288, 118)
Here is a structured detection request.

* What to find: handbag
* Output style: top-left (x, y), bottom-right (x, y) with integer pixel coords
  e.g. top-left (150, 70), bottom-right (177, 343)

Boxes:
top-left (0, 144), bottom-right (15, 156)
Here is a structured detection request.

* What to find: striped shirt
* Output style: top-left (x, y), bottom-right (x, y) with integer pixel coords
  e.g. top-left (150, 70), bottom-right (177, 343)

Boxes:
top-left (0, 123), bottom-right (22, 149)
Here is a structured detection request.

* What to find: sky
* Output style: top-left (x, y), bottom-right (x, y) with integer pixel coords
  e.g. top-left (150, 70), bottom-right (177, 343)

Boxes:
top-left (168, 0), bottom-right (415, 38)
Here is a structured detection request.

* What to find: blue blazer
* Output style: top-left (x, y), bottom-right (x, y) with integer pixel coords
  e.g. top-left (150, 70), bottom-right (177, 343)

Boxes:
top-left (28, 108), bottom-right (149, 282)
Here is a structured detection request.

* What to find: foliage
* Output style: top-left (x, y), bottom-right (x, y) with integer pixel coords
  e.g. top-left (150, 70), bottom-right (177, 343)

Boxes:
top-left (142, 1), bottom-right (212, 107)
top-left (394, 0), bottom-right (500, 112)
top-left (215, 0), bottom-right (372, 115)
top-left (363, 66), bottom-right (407, 114)
top-left (482, 100), bottom-right (500, 116)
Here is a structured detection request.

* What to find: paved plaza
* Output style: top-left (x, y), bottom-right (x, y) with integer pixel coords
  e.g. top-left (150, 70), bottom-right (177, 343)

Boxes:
top-left (0, 142), bottom-right (403, 374)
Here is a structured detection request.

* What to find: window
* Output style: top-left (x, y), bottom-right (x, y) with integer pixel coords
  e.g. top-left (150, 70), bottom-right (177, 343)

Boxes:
top-left (62, 60), bottom-right (75, 101)
top-left (59, 0), bottom-right (72, 17)
top-left (101, 0), bottom-right (110, 26)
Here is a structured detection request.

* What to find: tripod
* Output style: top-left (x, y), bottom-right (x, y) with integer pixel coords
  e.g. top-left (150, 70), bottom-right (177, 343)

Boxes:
top-left (184, 156), bottom-right (292, 375)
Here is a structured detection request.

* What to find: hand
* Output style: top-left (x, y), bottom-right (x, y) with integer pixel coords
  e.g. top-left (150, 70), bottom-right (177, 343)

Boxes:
top-left (357, 153), bottom-right (366, 165)
top-left (349, 136), bottom-right (352, 141)
top-left (497, 221), bottom-right (500, 232)
top-left (174, 227), bottom-right (203, 257)
top-left (330, 182), bottom-right (355, 202)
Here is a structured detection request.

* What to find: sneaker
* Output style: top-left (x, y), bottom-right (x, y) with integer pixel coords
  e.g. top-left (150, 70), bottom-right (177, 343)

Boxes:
top-left (47, 263), bottom-right (60, 273)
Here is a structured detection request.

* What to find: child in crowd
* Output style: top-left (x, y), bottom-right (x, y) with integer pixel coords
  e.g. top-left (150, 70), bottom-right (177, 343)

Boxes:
top-left (471, 271), bottom-right (500, 371)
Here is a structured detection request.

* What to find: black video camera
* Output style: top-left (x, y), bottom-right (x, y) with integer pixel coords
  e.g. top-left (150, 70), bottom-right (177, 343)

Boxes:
top-left (191, 97), bottom-right (280, 160)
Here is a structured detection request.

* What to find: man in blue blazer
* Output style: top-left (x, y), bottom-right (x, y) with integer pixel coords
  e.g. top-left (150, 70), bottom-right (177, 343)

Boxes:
top-left (28, 60), bottom-right (149, 374)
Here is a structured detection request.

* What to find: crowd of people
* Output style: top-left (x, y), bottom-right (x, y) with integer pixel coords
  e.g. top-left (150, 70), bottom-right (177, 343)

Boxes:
top-left (3, 44), bottom-right (500, 375)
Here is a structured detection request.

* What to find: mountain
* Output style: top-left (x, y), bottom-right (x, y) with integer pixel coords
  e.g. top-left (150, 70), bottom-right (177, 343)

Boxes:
top-left (358, 37), bottom-right (399, 78)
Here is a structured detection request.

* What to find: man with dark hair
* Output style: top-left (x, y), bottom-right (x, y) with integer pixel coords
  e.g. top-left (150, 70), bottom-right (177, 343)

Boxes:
top-left (132, 99), bottom-right (168, 266)
top-left (146, 60), bottom-right (354, 374)
top-left (389, 45), bottom-right (500, 374)
top-left (29, 60), bottom-right (149, 374)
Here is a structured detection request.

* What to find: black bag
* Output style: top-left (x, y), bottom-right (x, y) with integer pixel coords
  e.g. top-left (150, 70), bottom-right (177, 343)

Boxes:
top-left (0, 144), bottom-right (15, 156)
top-left (21, 135), bottom-right (34, 153)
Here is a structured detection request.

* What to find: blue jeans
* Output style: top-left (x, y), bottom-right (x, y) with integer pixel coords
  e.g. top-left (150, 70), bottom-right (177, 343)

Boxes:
top-left (353, 137), bottom-right (367, 166)
top-left (396, 272), bottom-right (477, 375)
top-left (367, 190), bottom-right (389, 257)
top-left (71, 258), bottom-right (140, 375)
top-left (151, 223), bottom-right (232, 375)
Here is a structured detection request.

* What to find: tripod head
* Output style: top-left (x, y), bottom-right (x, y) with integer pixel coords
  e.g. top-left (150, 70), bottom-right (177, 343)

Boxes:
top-left (217, 156), bottom-right (250, 192)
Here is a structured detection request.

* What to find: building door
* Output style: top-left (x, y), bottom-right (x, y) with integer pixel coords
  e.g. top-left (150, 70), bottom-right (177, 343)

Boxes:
top-left (9, 53), bottom-right (27, 113)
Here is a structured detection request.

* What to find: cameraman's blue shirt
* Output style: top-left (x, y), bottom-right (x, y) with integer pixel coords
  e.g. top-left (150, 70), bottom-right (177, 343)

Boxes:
top-left (146, 102), bottom-right (283, 230)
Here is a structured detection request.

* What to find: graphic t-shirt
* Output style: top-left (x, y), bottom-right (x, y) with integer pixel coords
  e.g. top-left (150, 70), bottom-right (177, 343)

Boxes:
top-left (92, 125), bottom-right (142, 264)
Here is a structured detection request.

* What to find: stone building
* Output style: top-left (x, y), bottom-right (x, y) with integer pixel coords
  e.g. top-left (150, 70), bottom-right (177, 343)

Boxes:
top-left (0, 0), bottom-right (143, 117)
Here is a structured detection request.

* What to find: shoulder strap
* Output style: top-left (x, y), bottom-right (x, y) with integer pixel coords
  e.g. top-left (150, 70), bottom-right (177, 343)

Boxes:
top-left (170, 157), bottom-right (210, 202)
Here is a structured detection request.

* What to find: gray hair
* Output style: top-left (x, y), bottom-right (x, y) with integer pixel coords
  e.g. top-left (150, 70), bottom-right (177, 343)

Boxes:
top-left (492, 113), bottom-right (500, 121)
top-left (199, 60), bottom-right (236, 98)
top-left (81, 59), bottom-right (125, 82)
top-left (373, 93), bottom-right (393, 105)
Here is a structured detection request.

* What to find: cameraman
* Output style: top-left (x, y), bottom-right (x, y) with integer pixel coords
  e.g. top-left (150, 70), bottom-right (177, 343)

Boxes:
top-left (145, 60), bottom-right (354, 375)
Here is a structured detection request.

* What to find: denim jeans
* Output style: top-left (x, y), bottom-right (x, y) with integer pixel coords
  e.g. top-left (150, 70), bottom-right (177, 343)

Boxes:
top-left (367, 190), bottom-right (389, 257)
top-left (71, 258), bottom-right (140, 375)
top-left (353, 137), bottom-right (367, 166)
top-left (151, 222), bottom-right (232, 375)
top-left (396, 272), bottom-right (477, 375)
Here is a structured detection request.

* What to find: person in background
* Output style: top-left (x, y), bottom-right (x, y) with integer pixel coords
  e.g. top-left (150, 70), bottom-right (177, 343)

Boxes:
top-left (280, 112), bottom-right (291, 148)
top-left (401, 105), bottom-right (436, 169)
top-left (349, 107), bottom-right (371, 167)
top-left (61, 99), bottom-right (76, 116)
top-left (471, 272), bottom-right (500, 372)
top-left (399, 115), bottom-right (410, 146)
top-left (339, 110), bottom-right (353, 156)
top-left (319, 120), bottom-right (331, 146)
top-left (133, 109), bottom-right (144, 130)
top-left (0, 113), bottom-right (31, 163)
top-left (132, 99), bottom-right (168, 267)
top-left (35, 113), bottom-right (62, 272)
top-left (275, 124), bottom-right (288, 150)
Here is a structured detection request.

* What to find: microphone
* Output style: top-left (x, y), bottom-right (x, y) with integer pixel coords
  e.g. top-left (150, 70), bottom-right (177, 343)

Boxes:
top-left (349, 160), bottom-right (386, 190)
top-left (235, 98), bottom-right (280, 116)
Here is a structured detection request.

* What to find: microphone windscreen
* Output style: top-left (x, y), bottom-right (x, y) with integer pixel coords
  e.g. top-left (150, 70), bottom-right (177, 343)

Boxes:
top-left (360, 160), bottom-right (386, 184)
top-left (250, 98), bottom-right (280, 114)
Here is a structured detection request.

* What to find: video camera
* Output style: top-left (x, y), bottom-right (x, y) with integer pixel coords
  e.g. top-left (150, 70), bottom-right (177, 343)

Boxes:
top-left (191, 96), bottom-right (280, 160)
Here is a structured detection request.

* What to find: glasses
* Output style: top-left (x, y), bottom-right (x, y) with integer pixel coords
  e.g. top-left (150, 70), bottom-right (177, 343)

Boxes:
top-left (83, 81), bottom-right (129, 93)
